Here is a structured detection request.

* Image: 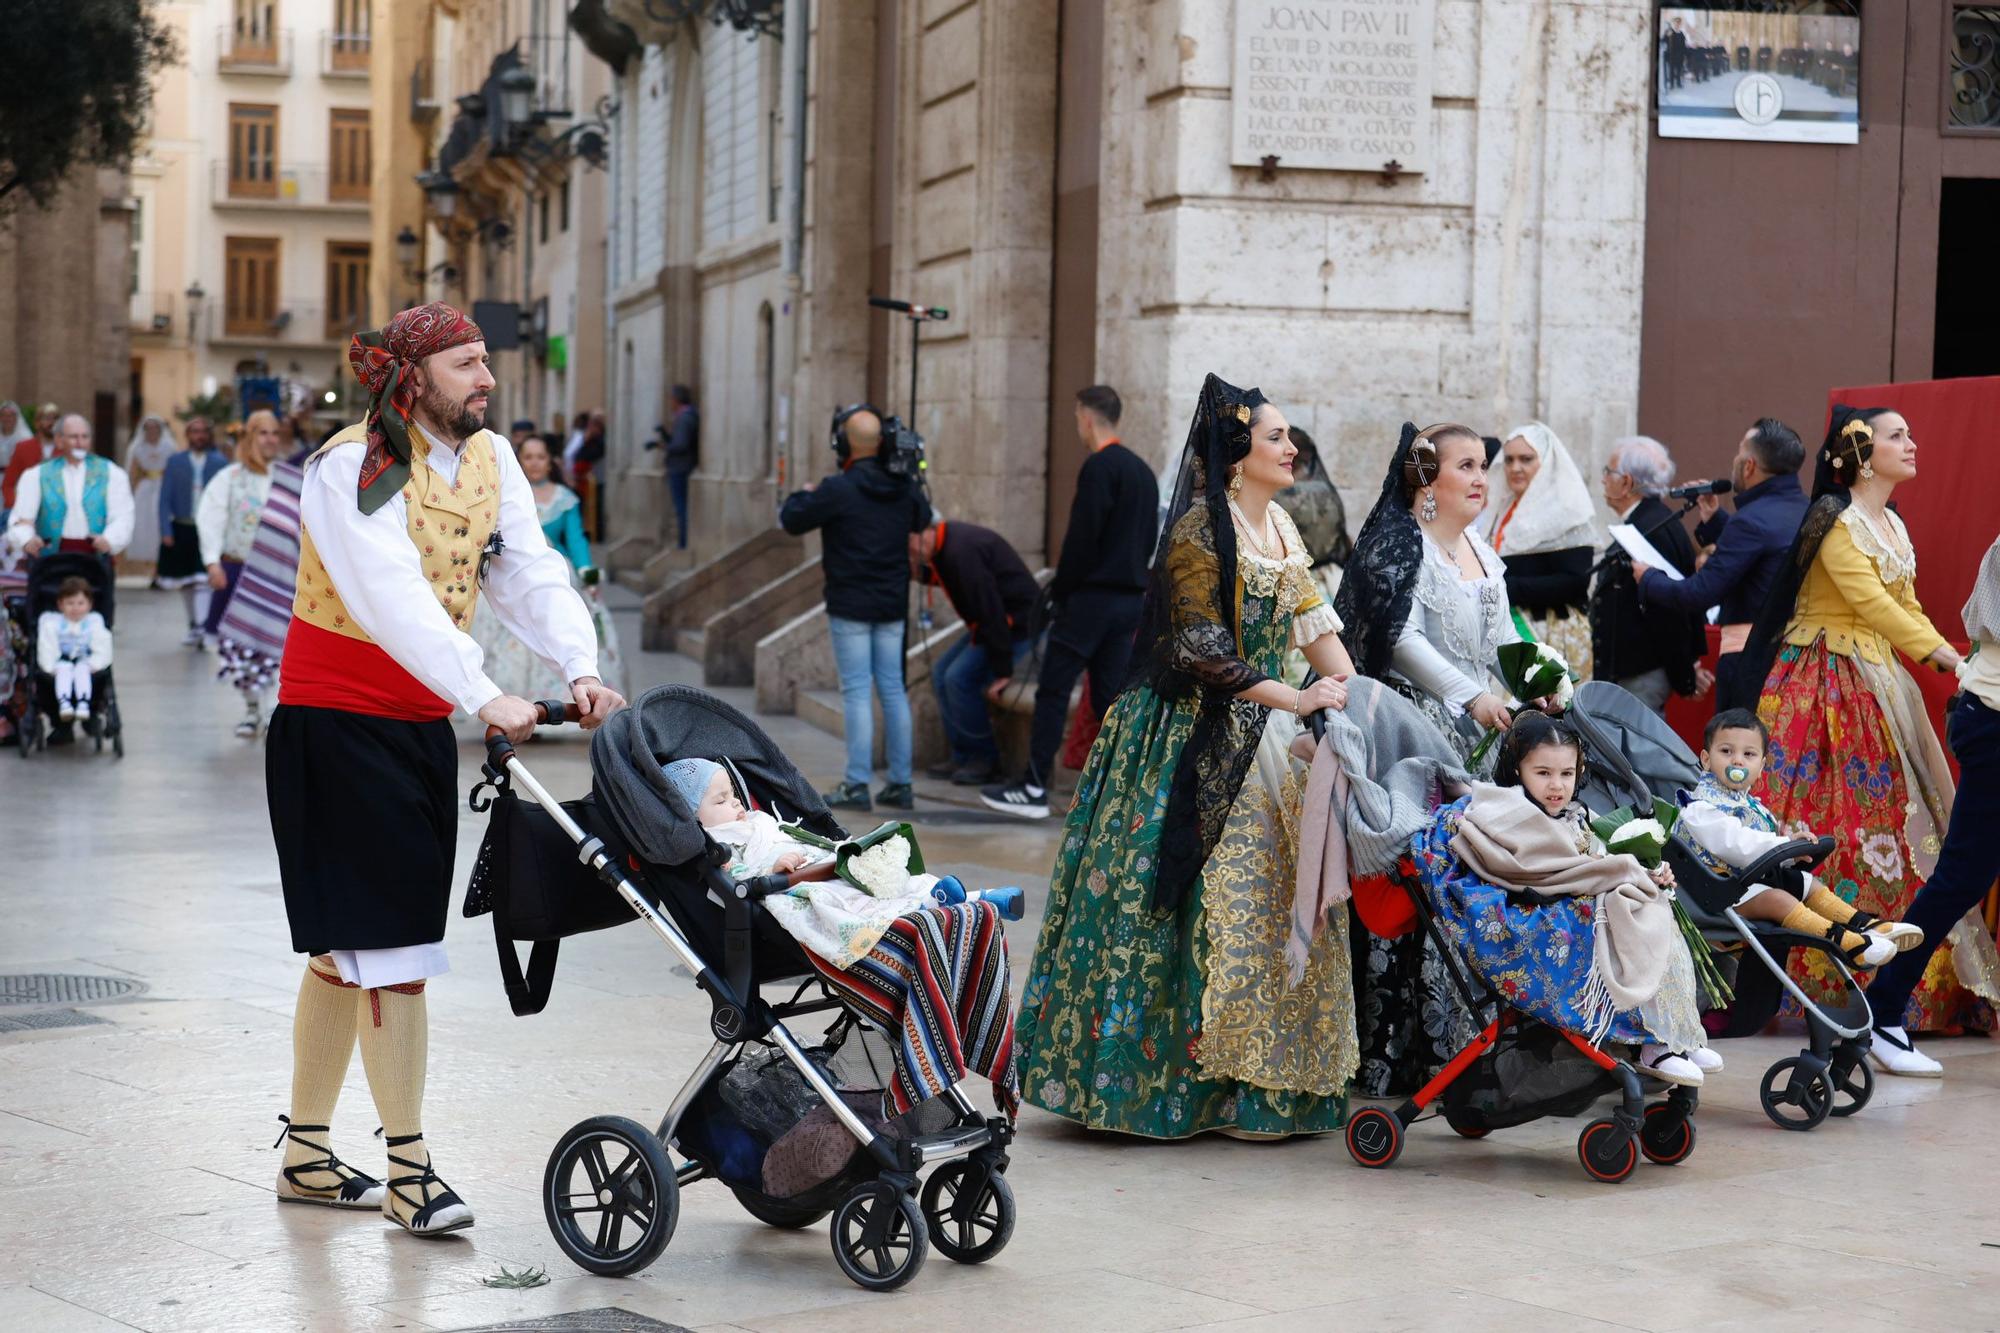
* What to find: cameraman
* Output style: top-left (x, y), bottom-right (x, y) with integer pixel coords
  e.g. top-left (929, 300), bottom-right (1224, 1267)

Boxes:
top-left (781, 406), bottom-right (932, 812)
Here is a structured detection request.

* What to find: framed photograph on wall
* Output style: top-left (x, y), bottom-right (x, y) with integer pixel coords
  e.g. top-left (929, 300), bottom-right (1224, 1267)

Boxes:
top-left (1656, 2), bottom-right (1862, 143)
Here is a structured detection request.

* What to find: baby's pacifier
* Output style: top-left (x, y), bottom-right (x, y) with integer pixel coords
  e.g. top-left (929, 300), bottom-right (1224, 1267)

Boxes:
top-left (1724, 764), bottom-right (1750, 786)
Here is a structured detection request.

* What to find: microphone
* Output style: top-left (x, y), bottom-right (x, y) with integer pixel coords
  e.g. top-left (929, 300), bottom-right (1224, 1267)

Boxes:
top-left (1666, 478), bottom-right (1732, 500)
top-left (869, 295), bottom-right (951, 320)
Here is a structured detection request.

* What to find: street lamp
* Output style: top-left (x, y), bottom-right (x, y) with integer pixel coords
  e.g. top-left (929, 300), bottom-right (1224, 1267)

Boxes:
top-left (184, 280), bottom-right (206, 341)
top-left (499, 64), bottom-right (537, 138)
top-left (419, 169), bottom-right (459, 221)
top-left (395, 225), bottom-right (420, 272)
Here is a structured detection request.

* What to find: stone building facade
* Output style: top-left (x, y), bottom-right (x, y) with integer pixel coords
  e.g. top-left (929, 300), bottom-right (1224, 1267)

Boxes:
top-left (581, 0), bottom-right (1653, 592)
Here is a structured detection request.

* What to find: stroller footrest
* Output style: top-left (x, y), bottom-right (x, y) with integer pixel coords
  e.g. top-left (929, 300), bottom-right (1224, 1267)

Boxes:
top-left (908, 1125), bottom-right (991, 1165)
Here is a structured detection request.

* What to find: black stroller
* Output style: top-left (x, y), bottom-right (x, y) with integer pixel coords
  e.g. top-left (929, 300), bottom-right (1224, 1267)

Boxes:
top-left (465, 685), bottom-right (1016, 1292)
top-left (5, 551), bottom-right (123, 758)
top-left (1566, 681), bottom-right (1871, 1131)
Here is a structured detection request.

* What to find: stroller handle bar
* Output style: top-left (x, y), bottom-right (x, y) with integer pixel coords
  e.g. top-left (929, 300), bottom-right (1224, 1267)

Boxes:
top-left (484, 698), bottom-right (582, 764)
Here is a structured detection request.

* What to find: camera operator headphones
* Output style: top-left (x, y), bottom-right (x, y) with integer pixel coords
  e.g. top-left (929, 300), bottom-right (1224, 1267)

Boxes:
top-left (830, 402), bottom-right (880, 463)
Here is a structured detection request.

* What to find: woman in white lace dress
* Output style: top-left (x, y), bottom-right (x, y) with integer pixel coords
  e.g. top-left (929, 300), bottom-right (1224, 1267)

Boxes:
top-left (1334, 422), bottom-right (1537, 1097)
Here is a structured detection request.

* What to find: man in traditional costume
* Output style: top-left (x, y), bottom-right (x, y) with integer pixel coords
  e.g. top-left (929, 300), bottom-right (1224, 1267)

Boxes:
top-left (266, 303), bottom-right (623, 1236)
top-left (6, 413), bottom-right (136, 560)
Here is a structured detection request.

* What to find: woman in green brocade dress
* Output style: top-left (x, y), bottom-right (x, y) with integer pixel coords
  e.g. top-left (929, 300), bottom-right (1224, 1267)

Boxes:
top-left (1014, 375), bottom-right (1362, 1139)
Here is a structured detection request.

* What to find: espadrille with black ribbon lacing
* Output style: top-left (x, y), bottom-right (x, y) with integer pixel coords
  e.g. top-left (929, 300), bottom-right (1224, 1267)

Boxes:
top-left (272, 1115), bottom-right (386, 1209)
top-left (381, 1133), bottom-right (475, 1236)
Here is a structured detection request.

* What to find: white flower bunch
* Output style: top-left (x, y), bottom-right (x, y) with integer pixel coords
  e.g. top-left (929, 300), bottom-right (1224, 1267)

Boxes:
top-left (1604, 816), bottom-right (1667, 866)
top-left (845, 833), bottom-right (915, 898)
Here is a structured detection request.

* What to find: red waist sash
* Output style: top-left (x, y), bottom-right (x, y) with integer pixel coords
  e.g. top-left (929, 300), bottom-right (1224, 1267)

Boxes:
top-left (277, 618), bottom-right (453, 721)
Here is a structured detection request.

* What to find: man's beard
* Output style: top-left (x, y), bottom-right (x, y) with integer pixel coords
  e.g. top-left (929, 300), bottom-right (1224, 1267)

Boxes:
top-left (419, 382), bottom-right (487, 438)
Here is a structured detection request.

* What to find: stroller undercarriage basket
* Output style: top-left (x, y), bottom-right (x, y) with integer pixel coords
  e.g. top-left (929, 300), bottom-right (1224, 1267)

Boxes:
top-left (1440, 1023), bottom-right (1619, 1134)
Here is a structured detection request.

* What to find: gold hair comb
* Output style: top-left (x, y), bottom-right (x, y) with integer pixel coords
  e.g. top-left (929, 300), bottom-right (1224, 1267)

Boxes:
top-left (1234, 404), bottom-right (1251, 424)
top-left (1840, 419), bottom-right (1874, 443)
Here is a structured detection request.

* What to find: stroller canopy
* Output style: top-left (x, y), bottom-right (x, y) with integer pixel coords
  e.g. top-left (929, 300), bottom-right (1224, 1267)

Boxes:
top-left (1567, 681), bottom-right (1700, 814)
top-left (590, 684), bottom-right (834, 869)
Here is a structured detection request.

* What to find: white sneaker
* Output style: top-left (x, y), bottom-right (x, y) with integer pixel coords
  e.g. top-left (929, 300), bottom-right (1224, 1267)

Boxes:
top-left (1857, 934), bottom-right (1898, 969)
top-left (57, 705), bottom-right (76, 722)
top-left (1638, 1044), bottom-right (1704, 1087)
top-left (181, 626), bottom-right (205, 647)
top-left (1689, 1046), bottom-right (1725, 1074)
top-left (1868, 920), bottom-right (1925, 952)
top-left (1869, 1026), bottom-right (1943, 1078)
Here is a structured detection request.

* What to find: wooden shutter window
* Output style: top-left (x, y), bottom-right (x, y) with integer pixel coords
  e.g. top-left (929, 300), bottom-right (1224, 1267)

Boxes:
top-left (225, 237), bottom-right (281, 336)
top-left (330, 108), bottom-right (371, 202)
top-left (325, 242), bottom-right (370, 341)
top-left (229, 104), bottom-right (279, 199)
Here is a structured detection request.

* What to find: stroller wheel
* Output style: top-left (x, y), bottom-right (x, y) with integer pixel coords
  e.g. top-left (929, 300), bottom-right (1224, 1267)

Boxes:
top-left (1344, 1106), bottom-right (1404, 1169)
top-left (1639, 1102), bottom-right (1696, 1166)
top-left (1759, 1057), bottom-right (1832, 1132)
top-left (830, 1182), bottom-right (928, 1292)
top-left (543, 1115), bottom-right (679, 1277)
top-left (920, 1160), bottom-right (1016, 1265)
top-left (1827, 1050), bottom-right (1874, 1117)
top-left (732, 1186), bottom-right (830, 1230)
top-left (1577, 1118), bottom-right (1638, 1183)
top-left (1445, 1113), bottom-right (1490, 1140)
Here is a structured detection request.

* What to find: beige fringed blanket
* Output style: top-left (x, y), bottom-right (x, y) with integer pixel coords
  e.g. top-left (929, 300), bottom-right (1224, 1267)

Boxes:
top-left (1448, 784), bottom-right (1680, 1026)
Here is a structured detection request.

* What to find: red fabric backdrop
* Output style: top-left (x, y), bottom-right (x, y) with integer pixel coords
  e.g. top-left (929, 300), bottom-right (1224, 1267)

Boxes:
top-left (1661, 376), bottom-right (2000, 766)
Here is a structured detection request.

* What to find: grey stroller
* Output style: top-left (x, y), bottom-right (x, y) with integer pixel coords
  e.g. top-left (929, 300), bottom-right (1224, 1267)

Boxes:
top-left (1566, 681), bottom-right (1873, 1131)
top-left (465, 685), bottom-right (1017, 1291)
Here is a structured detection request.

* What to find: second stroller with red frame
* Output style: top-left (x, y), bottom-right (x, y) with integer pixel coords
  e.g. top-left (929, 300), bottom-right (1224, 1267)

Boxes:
top-left (1341, 848), bottom-right (1701, 1184)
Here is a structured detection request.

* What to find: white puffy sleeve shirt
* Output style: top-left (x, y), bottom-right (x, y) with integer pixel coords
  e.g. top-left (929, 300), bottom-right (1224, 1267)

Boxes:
top-left (297, 426), bottom-right (600, 716)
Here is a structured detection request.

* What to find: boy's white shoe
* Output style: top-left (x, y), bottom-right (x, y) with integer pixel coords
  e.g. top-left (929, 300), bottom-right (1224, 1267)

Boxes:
top-left (1857, 934), bottom-right (1898, 969)
top-left (1689, 1046), bottom-right (1724, 1074)
top-left (1869, 1026), bottom-right (1943, 1078)
top-left (57, 704), bottom-right (77, 721)
top-left (1869, 920), bottom-right (1925, 952)
top-left (1638, 1044), bottom-right (1704, 1087)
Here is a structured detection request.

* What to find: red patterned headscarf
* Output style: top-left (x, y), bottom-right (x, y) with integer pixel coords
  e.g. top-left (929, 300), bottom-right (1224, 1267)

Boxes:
top-left (345, 302), bottom-right (484, 514)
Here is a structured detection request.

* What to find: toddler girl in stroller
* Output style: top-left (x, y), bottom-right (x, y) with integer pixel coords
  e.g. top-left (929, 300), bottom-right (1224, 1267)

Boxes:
top-left (1443, 713), bottom-right (1718, 1087)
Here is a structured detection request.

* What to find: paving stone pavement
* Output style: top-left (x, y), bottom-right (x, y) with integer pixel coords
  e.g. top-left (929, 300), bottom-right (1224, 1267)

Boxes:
top-left (5, 584), bottom-right (2000, 1331)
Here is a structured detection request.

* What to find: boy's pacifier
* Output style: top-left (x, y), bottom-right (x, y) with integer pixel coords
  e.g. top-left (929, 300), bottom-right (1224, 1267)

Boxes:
top-left (1724, 764), bottom-right (1750, 786)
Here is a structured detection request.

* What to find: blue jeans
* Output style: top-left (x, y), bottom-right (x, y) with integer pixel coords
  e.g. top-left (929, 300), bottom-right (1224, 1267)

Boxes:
top-left (828, 615), bottom-right (911, 787)
top-left (667, 469), bottom-right (690, 548)
top-left (933, 633), bottom-right (1036, 766)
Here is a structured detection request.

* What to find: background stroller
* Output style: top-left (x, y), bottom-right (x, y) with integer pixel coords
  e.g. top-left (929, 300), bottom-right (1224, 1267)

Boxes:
top-left (1566, 680), bottom-right (1868, 1132)
top-left (465, 685), bottom-right (1017, 1292)
top-left (5, 550), bottom-right (123, 758)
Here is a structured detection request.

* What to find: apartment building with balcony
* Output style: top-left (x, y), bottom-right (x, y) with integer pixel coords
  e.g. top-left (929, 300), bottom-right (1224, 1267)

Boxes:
top-left (131, 0), bottom-right (375, 424)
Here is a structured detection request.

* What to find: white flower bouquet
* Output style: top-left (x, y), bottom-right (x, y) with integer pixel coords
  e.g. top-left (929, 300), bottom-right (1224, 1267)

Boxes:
top-left (1467, 640), bottom-right (1576, 766)
top-left (1592, 798), bottom-right (1733, 1009)
top-left (783, 820), bottom-right (926, 898)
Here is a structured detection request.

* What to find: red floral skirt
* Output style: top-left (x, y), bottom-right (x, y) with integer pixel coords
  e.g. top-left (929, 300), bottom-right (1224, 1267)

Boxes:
top-left (1758, 641), bottom-right (1985, 1029)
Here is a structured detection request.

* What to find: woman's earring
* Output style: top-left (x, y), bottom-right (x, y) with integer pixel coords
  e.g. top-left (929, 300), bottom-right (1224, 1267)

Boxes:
top-left (1227, 466), bottom-right (1244, 499)
top-left (1420, 487), bottom-right (1438, 522)
top-left (1860, 461), bottom-right (1875, 480)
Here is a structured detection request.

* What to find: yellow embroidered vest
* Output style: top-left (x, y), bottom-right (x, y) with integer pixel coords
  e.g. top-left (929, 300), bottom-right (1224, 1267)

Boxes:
top-left (293, 423), bottom-right (502, 637)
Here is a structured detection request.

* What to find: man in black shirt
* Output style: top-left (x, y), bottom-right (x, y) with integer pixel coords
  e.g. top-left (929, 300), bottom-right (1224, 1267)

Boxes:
top-left (913, 517), bottom-right (1043, 784)
top-left (780, 407), bottom-right (932, 811)
top-left (984, 385), bottom-right (1158, 819)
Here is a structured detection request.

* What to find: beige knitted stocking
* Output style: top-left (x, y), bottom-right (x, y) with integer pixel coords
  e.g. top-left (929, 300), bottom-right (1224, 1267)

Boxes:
top-left (357, 980), bottom-right (432, 1223)
top-left (284, 956), bottom-right (360, 1178)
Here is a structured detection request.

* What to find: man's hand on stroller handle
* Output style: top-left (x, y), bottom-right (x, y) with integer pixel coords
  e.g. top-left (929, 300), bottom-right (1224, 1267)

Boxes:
top-left (480, 695), bottom-right (544, 742)
top-left (571, 676), bottom-right (626, 729)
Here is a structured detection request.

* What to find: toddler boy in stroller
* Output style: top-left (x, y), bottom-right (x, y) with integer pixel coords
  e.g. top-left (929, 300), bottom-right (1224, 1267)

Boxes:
top-left (1676, 709), bottom-right (1922, 972)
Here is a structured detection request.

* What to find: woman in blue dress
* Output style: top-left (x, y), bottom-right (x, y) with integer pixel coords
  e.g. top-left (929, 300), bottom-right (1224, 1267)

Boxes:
top-left (468, 434), bottom-right (623, 703)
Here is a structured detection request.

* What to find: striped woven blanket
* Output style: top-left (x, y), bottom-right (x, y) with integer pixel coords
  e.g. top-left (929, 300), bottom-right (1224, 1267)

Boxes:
top-left (216, 460), bottom-right (304, 691)
top-left (807, 901), bottom-right (1018, 1119)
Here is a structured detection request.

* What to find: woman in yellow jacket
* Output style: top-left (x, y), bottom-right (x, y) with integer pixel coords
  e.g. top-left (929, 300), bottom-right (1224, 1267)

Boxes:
top-left (1743, 406), bottom-right (2000, 1052)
